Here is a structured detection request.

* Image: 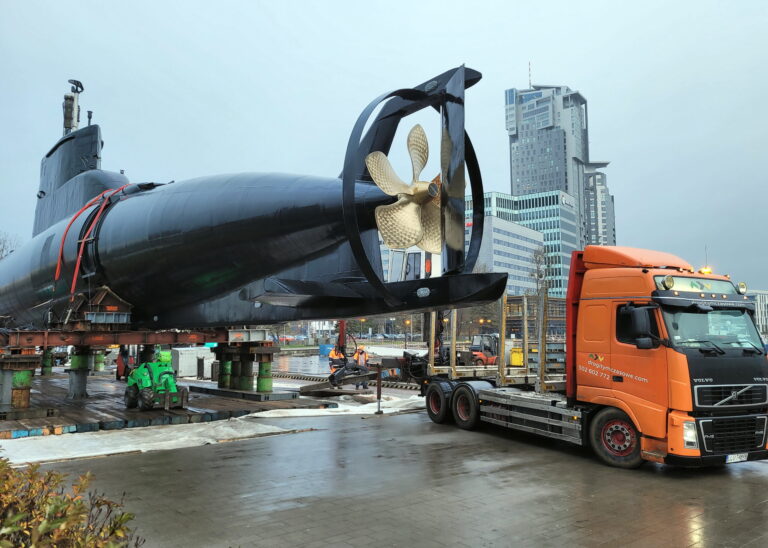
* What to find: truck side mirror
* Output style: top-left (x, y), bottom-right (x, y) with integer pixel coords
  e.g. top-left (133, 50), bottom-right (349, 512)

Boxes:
top-left (629, 308), bottom-right (650, 338)
top-left (635, 337), bottom-right (654, 350)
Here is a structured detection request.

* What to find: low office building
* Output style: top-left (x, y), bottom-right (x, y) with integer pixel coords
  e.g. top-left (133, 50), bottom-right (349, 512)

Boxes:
top-left (751, 289), bottom-right (768, 341)
top-left (381, 211), bottom-right (544, 297)
top-left (466, 190), bottom-right (579, 297)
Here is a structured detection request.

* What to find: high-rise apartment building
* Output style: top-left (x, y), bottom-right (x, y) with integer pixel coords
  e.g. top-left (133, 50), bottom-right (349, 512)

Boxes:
top-left (505, 84), bottom-right (616, 249)
top-left (584, 162), bottom-right (616, 246)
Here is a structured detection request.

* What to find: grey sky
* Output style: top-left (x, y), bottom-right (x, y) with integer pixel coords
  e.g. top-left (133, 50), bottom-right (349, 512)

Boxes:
top-left (1, 0), bottom-right (766, 287)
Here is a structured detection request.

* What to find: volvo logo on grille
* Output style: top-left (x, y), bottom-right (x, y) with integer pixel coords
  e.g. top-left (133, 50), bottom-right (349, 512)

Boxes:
top-left (714, 385), bottom-right (755, 406)
top-left (695, 384), bottom-right (768, 408)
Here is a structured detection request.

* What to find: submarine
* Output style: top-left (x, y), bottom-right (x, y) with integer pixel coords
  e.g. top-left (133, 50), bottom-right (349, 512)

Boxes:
top-left (0, 67), bottom-right (506, 330)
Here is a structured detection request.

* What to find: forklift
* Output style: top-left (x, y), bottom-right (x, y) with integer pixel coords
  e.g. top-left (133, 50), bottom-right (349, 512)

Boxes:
top-left (468, 334), bottom-right (500, 366)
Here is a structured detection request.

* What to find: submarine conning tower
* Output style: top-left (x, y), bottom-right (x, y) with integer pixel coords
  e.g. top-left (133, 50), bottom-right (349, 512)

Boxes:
top-left (33, 79), bottom-right (128, 237)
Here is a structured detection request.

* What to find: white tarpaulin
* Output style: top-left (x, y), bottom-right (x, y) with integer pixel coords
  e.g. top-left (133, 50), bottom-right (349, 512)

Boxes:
top-left (251, 395), bottom-right (425, 418)
top-left (0, 416), bottom-right (289, 466)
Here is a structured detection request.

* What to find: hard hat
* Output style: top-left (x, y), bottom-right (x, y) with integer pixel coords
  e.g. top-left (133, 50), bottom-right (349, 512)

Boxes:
top-left (358, 345), bottom-right (365, 351)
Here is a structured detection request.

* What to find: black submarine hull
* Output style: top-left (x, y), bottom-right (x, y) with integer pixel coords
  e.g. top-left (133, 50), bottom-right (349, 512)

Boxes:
top-left (0, 173), bottom-right (389, 327)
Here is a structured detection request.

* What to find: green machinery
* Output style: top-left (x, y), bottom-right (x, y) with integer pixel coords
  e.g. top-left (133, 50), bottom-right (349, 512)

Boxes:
top-left (124, 351), bottom-right (188, 410)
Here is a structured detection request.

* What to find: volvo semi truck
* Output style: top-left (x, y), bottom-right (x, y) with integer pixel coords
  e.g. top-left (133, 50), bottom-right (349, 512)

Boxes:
top-left (422, 246), bottom-right (767, 468)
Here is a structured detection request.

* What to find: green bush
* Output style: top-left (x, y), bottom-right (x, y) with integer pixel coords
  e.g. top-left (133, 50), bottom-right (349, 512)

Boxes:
top-left (0, 458), bottom-right (143, 547)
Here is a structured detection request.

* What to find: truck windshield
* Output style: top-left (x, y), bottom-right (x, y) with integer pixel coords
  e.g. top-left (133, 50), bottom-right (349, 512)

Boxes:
top-left (662, 308), bottom-right (764, 351)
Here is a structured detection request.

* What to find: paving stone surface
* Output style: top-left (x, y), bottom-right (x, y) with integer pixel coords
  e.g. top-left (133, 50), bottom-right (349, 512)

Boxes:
top-left (44, 412), bottom-right (768, 547)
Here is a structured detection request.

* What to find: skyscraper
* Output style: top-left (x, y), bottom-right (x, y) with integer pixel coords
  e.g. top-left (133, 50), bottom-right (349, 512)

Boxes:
top-left (505, 84), bottom-right (616, 251)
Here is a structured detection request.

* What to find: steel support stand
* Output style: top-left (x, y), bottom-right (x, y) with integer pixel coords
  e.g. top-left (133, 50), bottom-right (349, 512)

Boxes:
top-left (67, 346), bottom-right (91, 400)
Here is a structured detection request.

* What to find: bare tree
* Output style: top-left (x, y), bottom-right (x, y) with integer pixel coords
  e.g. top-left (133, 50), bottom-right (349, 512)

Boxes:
top-left (0, 231), bottom-right (19, 260)
top-left (529, 246), bottom-right (548, 296)
top-left (528, 246), bottom-right (550, 389)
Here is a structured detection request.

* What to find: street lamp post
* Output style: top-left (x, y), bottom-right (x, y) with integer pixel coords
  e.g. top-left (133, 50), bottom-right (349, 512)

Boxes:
top-left (404, 318), bottom-right (411, 349)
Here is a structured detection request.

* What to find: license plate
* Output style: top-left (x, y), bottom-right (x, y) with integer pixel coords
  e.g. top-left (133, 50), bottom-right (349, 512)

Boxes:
top-left (726, 453), bottom-right (748, 463)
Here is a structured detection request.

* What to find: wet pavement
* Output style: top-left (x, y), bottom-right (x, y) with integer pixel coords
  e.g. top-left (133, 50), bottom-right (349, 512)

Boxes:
top-left (44, 411), bottom-right (768, 547)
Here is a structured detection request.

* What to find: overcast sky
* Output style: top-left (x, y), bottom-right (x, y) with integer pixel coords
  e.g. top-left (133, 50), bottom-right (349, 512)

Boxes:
top-left (1, 0), bottom-right (766, 287)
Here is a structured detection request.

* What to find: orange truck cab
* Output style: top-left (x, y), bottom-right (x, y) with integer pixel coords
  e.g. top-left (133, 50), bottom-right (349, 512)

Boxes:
top-left (567, 246), bottom-right (767, 467)
top-left (421, 246), bottom-right (767, 468)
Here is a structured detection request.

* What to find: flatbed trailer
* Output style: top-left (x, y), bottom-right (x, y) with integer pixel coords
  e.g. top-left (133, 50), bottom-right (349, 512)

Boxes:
top-left (423, 380), bottom-right (584, 445)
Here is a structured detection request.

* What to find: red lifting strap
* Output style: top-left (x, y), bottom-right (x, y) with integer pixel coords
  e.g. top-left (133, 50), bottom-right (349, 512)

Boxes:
top-left (52, 184), bottom-right (130, 302)
top-left (68, 184), bottom-right (131, 301)
top-left (54, 190), bottom-right (110, 282)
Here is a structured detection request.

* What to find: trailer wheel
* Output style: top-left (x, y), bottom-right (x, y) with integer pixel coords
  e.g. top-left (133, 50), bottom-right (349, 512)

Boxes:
top-left (425, 383), bottom-right (453, 424)
top-left (124, 385), bottom-right (139, 409)
top-left (138, 388), bottom-right (155, 411)
top-left (451, 385), bottom-right (481, 430)
top-left (589, 407), bottom-right (643, 468)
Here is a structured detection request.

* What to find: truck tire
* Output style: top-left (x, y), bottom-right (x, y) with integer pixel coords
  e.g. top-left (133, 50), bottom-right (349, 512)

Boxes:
top-left (589, 407), bottom-right (643, 468)
top-left (425, 383), bottom-right (453, 424)
top-left (138, 388), bottom-right (155, 411)
top-left (451, 385), bottom-right (481, 430)
top-left (124, 385), bottom-right (139, 409)
top-left (474, 358), bottom-right (484, 367)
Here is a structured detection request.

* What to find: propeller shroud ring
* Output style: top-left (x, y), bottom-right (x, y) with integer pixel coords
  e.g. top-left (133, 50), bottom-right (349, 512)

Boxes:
top-left (341, 82), bottom-right (485, 307)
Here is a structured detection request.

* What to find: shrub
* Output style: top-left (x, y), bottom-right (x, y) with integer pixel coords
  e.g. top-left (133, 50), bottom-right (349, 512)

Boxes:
top-left (0, 457), bottom-right (143, 547)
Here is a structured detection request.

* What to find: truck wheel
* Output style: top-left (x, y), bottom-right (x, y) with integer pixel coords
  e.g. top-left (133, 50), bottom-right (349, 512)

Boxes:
top-left (589, 407), bottom-right (643, 468)
top-left (124, 385), bottom-right (139, 409)
top-left (451, 385), bottom-right (480, 430)
top-left (138, 388), bottom-right (155, 411)
top-left (474, 359), bottom-right (484, 367)
top-left (425, 383), bottom-right (453, 424)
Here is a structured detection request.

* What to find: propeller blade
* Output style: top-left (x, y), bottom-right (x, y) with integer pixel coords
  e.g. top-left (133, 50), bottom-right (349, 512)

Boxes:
top-left (375, 197), bottom-right (424, 249)
top-left (417, 199), bottom-right (441, 254)
top-left (407, 124), bottom-right (429, 183)
top-left (365, 151), bottom-right (413, 196)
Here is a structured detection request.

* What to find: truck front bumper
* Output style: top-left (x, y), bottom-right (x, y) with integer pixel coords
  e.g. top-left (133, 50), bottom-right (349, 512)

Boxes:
top-left (665, 450), bottom-right (768, 467)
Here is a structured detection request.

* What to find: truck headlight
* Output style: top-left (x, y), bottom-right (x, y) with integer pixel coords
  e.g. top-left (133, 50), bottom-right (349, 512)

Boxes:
top-left (683, 421), bottom-right (699, 449)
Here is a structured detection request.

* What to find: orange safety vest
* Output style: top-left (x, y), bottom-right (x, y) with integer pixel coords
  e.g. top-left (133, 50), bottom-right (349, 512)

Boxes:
top-left (329, 349), bottom-right (343, 359)
top-left (329, 348), bottom-right (344, 372)
top-left (352, 350), bottom-right (368, 367)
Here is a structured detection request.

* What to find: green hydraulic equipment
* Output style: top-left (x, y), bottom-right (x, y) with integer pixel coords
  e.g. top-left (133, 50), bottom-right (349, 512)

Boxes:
top-left (124, 350), bottom-right (188, 410)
